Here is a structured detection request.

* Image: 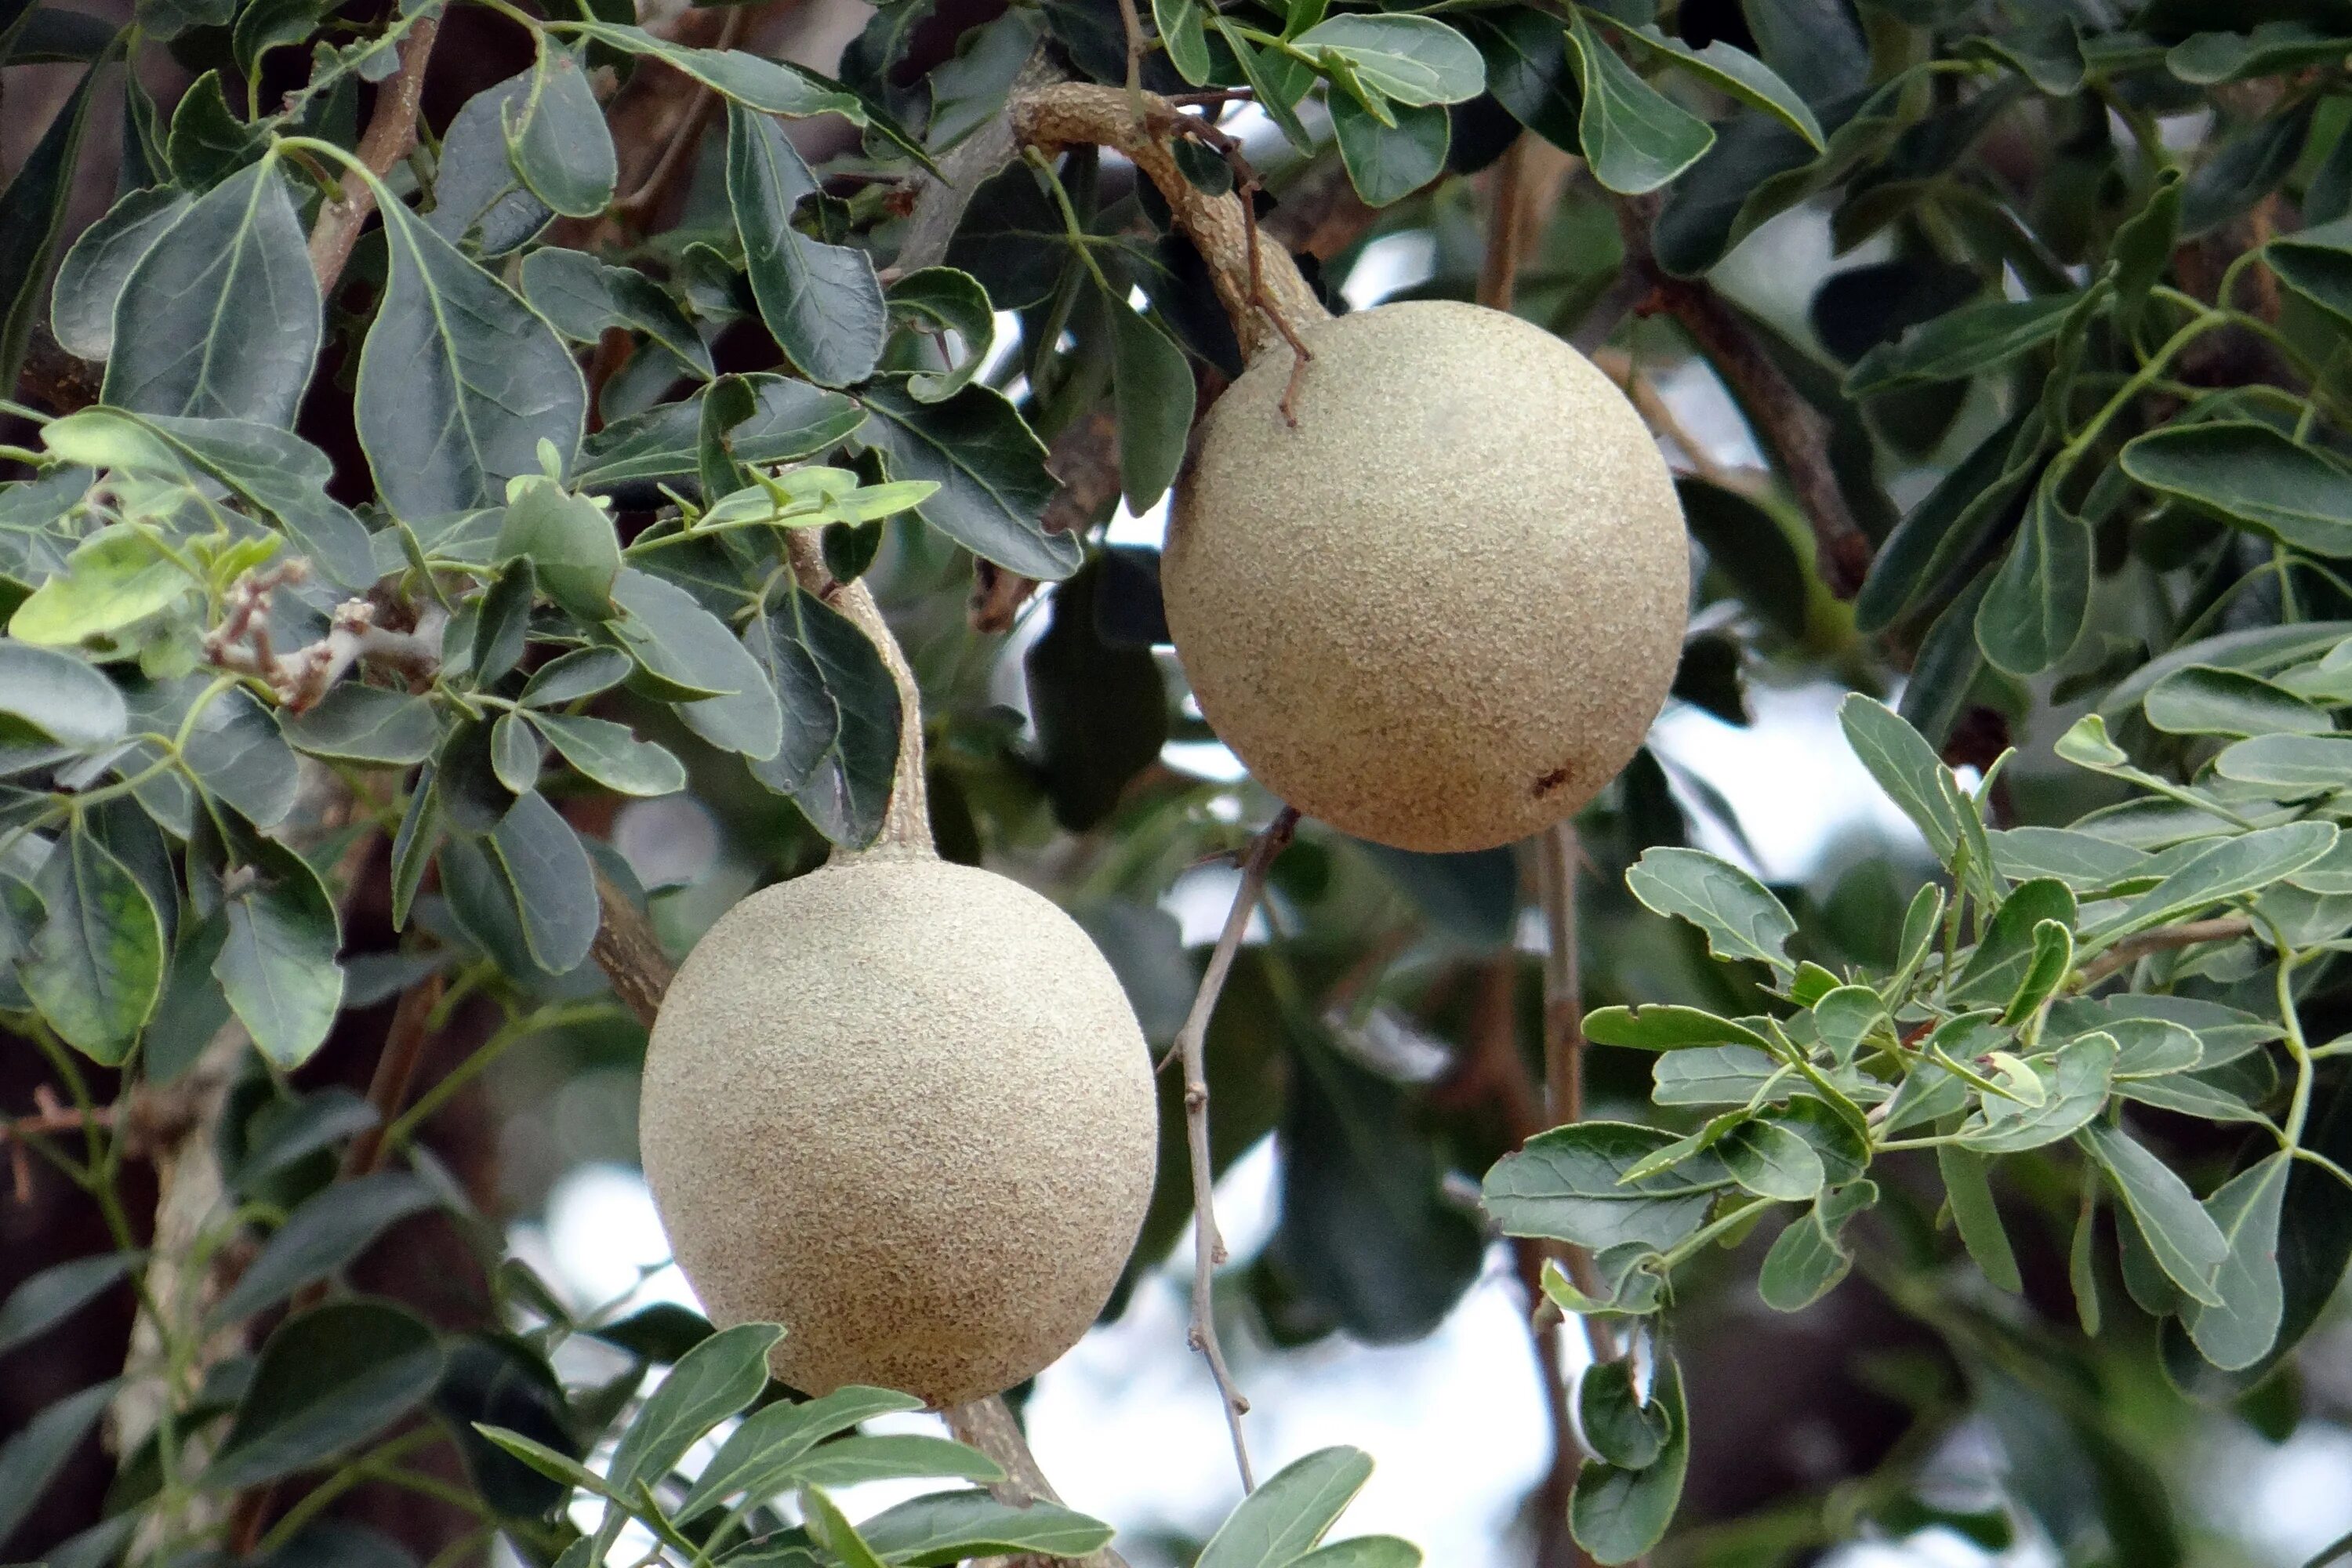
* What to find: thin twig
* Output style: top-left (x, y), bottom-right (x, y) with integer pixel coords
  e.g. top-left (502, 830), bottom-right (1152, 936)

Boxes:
top-left (343, 973), bottom-right (447, 1178)
top-left (1171, 804), bottom-right (1299, 1493)
top-left (2074, 916), bottom-right (2254, 988)
top-left (613, 7), bottom-right (747, 223)
top-left (307, 15), bottom-right (441, 293)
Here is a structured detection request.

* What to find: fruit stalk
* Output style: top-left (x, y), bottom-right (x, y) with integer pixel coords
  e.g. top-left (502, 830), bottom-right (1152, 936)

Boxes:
top-left (783, 530), bottom-right (934, 860)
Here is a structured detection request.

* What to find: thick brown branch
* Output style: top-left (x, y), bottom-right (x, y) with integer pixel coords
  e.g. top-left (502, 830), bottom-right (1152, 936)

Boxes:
top-left (1610, 194), bottom-right (1871, 598)
top-left (308, 15), bottom-right (441, 294)
top-left (1169, 805), bottom-right (1298, 1492)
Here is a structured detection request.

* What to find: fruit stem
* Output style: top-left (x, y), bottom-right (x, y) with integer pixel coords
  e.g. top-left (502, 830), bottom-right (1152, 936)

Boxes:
top-left (1011, 82), bottom-right (1329, 377)
top-left (784, 530), bottom-right (936, 862)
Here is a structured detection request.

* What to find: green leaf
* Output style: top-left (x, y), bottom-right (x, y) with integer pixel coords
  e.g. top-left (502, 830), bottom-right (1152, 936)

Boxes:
top-left (609, 568), bottom-right (783, 758)
top-left (487, 790), bottom-right (600, 973)
top-left (496, 477), bottom-right (622, 620)
top-left (2213, 734), bottom-right (2352, 791)
top-left (801, 1485), bottom-right (890, 1568)
top-left (184, 686), bottom-right (299, 828)
top-left (887, 267), bottom-right (994, 404)
top-left (38, 408), bottom-right (376, 587)
top-left (284, 686), bottom-right (441, 765)
top-left (2167, 20), bottom-right (2351, 83)
top-left (49, 185), bottom-right (189, 359)
top-left (470, 1422), bottom-right (612, 1500)
top-left (1625, 846), bottom-right (1796, 973)
top-left (851, 377), bottom-right (1071, 579)
top-left (2180, 99), bottom-right (2314, 237)
top-left (1846, 293), bottom-right (2078, 396)
top-left (1568, 1352), bottom-right (1688, 1566)
top-left (207, 1300), bottom-right (445, 1490)
top-left (0, 641), bottom-right (126, 746)
top-left (567, 21), bottom-right (864, 118)
top-left (20, 818), bottom-right (164, 1063)
top-left (359, 194), bottom-right (586, 519)
top-left (1579, 1359), bottom-right (1670, 1468)
top-left (2118, 422), bottom-right (2352, 556)
top-left (506, 45), bottom-right (615, 218)
top-left (0, 58), bottom-right (103, 396)
top-left (789, 1434), bottom-right (1004, 1486)
top-left (210, 1172), bottom-right (437, 1326)
top-left (2102, 821), bottom-right (2338, 936)
top-left (1211, 17), bottom-right (1313, 154)
top-left (2078, 1121), bottom-right (2228, 1307)
top-left (1936, 1145), bottom-right (2022, 1293)
top-left (215, 837), bottom-right (343, 1068)
top-left (491, 711), bottom-right (539, 795)
top-left (2002, 920), bottom-right (2073, 1026)
top-left (746, 583), bottom-right (902, 848)
top-left (2111, 169), bottom-right (2182, 328)
top-left (1330, 95), bottom-right (1450, 208)
top-left (1584, 1004), bottom-right (1773, 1053)
top-left (1153, 0), bottom-right (1210, 83)
top-left (1837, 695), bottom-right (1962, 864)
top-left (1976, 475), bottom-right (2090, 677)
top-left (1461, 8), bottom-right (1578, 152)
top-left (521, 247), bottom-right (713, 377)
top-left (676, 1385), bottom-right (923, 1521)
top-left (1757, 1179), bottom-right (1877, 1310)
top-left (1107, 295), bottom-right (1192, 513)
top-left (0, 1381), bottom-right (119, 1543)
top-left (1606, 23), bottom-right (1822, 149)
top-left (2144, 664), bottom-right (2331, 738)
top-left (1197, 1446), bottom-right (1374, 1568)
top-left (1483, 1121), bottom-right (1732, 1251)
top-left (1678, 477), bottom-right (1809, 641)
top-left (1292, 14), bottom-right (1483, 105)
top-left (103, 155), bottom-right (318, 426)
top-left (1952, 878), bottom-right (2077, 1006)
top-left (1987, 827), bottom-right (2151, 893)
top-left (390, 766), bottom-right (439, 931)
top-left (1562, 7), bottom-right (1712, 195)
top-left (608, 1320), bottom-right (784, 1491)
top-left (727, 103), bottom-right (886, 388)
top-left (1715, 1116), bottom-right (1824, 1201)
top-left (521, 645), bottom-right (633, 707)
top-left (532, 713), bottom-right (685, 797)
top-left (1958, 1032), bottom-right (2114, 1154)
top-left (0, 1251), bottom-right (140, 1356)
top-left (857, 1490), bottom-right (1117, 1566)
top-left (427, 71), bottom-right (553, 254)
top-left (2184, 1151), bottom-right (2291, 1371)
top-left (9, 524), bottom-right (189, 645)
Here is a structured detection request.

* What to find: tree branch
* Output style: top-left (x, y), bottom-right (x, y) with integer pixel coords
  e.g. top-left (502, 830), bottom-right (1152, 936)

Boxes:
top-left (1608, 194), bottom-right (1872, 597)
top-left (2075, 916), bottom-right (2254, 988)
top-left (307, 15), bottom-right (441, 294)
top-left (1169, 805), bottom-right (1298, 1493)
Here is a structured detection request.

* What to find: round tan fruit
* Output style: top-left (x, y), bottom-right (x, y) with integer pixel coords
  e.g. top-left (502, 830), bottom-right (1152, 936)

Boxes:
top-left (1164, 299), bottom-right (1690, 853)
top-left (639, 856), bottom-right (1157, 1408)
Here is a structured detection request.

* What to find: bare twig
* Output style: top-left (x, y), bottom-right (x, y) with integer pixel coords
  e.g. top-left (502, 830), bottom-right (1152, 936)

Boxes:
top-left (2075, 916), bottom-right (2255, 988)
top-left (343, 973), bottom-right (447, 1178)
top-left (307, 15), bottom-right (441, 293)
top-left (1169, 804), bottom-right (1299, 1492)
top-left (204, 564), bottom-right (448, 713)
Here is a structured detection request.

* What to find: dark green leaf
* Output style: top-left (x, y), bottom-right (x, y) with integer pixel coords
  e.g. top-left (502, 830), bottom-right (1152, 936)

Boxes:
top-left (1583, 1004), bottom-right (1772, 1053)
top-left (855, 378), bottom-right (1076, 579)
top-left (285, 686), bottom-right (441, 765)
top-left (2103, 821), bottom-right (2338, 935)
top-left (20, 818), bottom-right (164, 1063)
top-left (1976, 476), bottom-right (2089, 677)
top-left (0, 642), bottom-right (125, 747)
top-left (887, 267), bottom-right (994, 403)
top-left (1483, 1121), bottom-right (1733, 1251)
top-left (0, 59), bottom-right (103, 395)
top-left (1154, 0), bottom-right (1210, 83)
top-left (2180, 99), bottom-right (2313, 236)
top-left (1569, 1352), bottom-right (1688, 1566)
top-left (568, 21), bottom-right (865, 118)
top-left (856, 1490), bottom-right (1117, 1566)
top-left (1624, 846), bottom-right (1796, 972)
top-left (0, 1381), bottom-right (119, 1542)
top-left (1197, 1446), bottom-right (1374, 1568)
top-left (727, 103), bottom-right (886, 388)
top-left (1838, 694), bottom-right (1961, 863)
top-left (747, 583), bottom-right (902, 847)
top-left (2078, 1121), bottom-right (2228, 1306)
top-left (1758, 1179), bottom-right (1878, 1309)
top-left (1579, 1359), bottom-right (1669, 1468)
top-left (496, 477), bottom-right (622, 620)
top-left (1107, 296), bottom-right (1193, 511)
top-left (2144, 665), bottom-right (2330, 737)
top-left (486, 791), bottom-right (599, 973)
top-left (608, 568), bottom-right (783, 757)
top-left (359, 194), bottom-right (586, 518)
top-left (608, 1320), bottom-right (784, 1491)
top-left (1462, 8), bottom-right (1578, 152)
top-left (521, 247), bottom-right (713, 376)
top-left (49, 185), bottom-right (190, 359)
top-left (0, 1251), bottom-right (140, 1356)
top-left (1679, 478), bottom-right (1808, 641)
top-left (1936, 1145), bottom-right (2023, 1292)
top-left (506, 45), bottom-right (615, 218)
top-left (104, 156), bottom-right (318, 426)
top-left (185, 686), bottom-right (299, 828)
top-left (215, 836), bottom-right (343, 1068)
top-left (1562, 7), bottom-right (1712, 194)
top-left (789, 1434), bottom-right (1004, 1486)
top-left (520, 645), bottom-right (633, 707)
top-left (1330, 95), bottom-right (1450, 208)
top-left (1024, 555), bottom-right (1167, 833)
top-left (426, 71), bottom-right (553, 254)
top-left (206, 1300), bottom-right (445, 1490)
top-left (1953, 878), bottom-right (2077, 1006)
top-left (2184, 1151), bottom-right (2291, 1370)
top-left (491, 711), bottom-right (539, 795)
top-left (1716, 1116), bottom-right (1825, 1200)
top-left (1846, 294), bottom-right (2078, 396)
top-left (211, 1172), bottom-right (437, 1326)
top-left (677, 1385), bottom-right (924, 1521)
top-left (2119, 422), bottom-right (2352, 556)
top-left (532, 713), bottom-right (685, 797)
top-left (1605, 22), bottom-right (1823, 148)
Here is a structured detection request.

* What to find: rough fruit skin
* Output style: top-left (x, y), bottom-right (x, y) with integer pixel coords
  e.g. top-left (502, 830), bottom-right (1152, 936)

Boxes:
top-left (1165, 299), bottom-right (1690, 853)
top-left (638, 857), bottom-right (1157, 1408)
